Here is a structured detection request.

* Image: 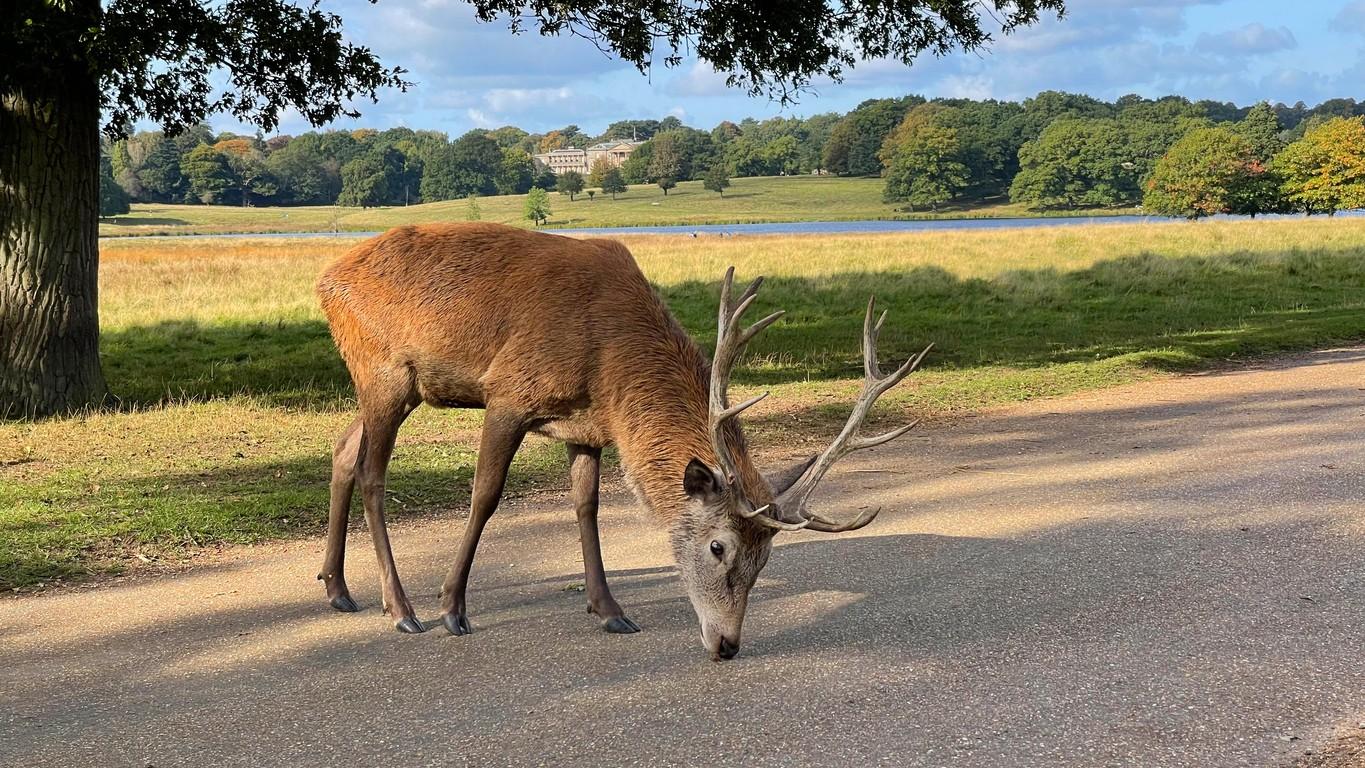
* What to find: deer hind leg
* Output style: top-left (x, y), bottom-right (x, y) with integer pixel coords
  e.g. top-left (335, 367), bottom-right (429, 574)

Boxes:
top-left (568, 443), bottom-right (639, 634)
top-left (438, 408), bottom-right (527, 636)
top-left (355, 380), bottom-right (424, 634)
top-left (319, 416), bottom-right (363, 612)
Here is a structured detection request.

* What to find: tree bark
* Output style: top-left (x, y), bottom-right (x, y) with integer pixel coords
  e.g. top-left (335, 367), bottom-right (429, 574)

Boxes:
top-left (0, 75), bottom-right (107, 418)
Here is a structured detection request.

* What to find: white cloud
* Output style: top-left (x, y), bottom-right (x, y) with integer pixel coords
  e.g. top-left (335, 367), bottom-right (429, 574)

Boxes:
top-left (938, 74), bottom-right (995, 100)
top-left (811, 0), bottom-right (1331, 108)
top-left (1258, 68), bottom-right (1335, 103)
top-left (1332, 1), bottom-right (1365, 31)
top-left (484, 87), bottom-right (576, 113)
top-left (448, 86), bottom-right (627, 130)
top-left (1196, 23), bottom-right (1297, 56)
top-left (665, 61), bottom-right (733, 97)
top-left (465, 109), bottom-right (497, 128)
top-left (341, 0), bottom-right (630, 92)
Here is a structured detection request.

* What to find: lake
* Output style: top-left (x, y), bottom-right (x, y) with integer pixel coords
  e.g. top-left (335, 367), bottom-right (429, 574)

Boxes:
top-left (100, 210), bottom-right (1364, 240)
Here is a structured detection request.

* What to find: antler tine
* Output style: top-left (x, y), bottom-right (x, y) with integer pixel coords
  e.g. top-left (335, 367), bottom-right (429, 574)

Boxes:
top-left (740, 310), bottom-right (784, 346)
top-left (727, 290), bottom-right (759, 330)
top-left (709, 267), bottom-right (782, 484)
top-left (718, 268), bottom-right (760, 320)
top-left (875, 342), bottom-right (934, 395)
top-left (863, 297), bottom-right (882, 380)
top-left (773, 299), bottom-right (931, 532)
top-left (734, 274), bottom-right (764, 312)
top-left (718, 266), bottom-right (736, 312)
top-left (739, 504), bottom-right (812, 531)
top-left (801, 506), bottom-right (881, 533)
top-left (847, 420), bottom-right (921, 452)
top-left (717, 391), bottom-right (769, 422)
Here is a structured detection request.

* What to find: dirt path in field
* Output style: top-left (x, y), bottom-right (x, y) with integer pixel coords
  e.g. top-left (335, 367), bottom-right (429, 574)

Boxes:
top-left (3, 347), bottom-right (1365, 768)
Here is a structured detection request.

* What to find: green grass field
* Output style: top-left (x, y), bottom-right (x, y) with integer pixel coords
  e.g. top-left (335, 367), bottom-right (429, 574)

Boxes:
top-left (98, 175), bottom-right (1132, 237)
top-left (5, 217), bottom-right (1365, 589)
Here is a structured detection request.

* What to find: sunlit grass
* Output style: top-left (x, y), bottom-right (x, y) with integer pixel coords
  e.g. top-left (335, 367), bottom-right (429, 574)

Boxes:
top-left (4, 216), bottom-right (1365, 589)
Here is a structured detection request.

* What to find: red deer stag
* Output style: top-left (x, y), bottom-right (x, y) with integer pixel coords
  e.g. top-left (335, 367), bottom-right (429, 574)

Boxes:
top-left (315, 223), bottom-right (929, 659)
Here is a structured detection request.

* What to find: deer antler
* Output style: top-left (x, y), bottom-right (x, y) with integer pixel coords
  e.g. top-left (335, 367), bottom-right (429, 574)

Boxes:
top-left (769, 297), bottom-right (932, 533)
top-left (709, 267), bottom-right (783, 488)
top-left (707, 273), bottom-right (930, 534)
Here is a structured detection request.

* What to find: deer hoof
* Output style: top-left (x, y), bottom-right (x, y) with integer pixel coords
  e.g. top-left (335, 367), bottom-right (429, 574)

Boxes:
top-left (602, 616), bottom-right (641, 634)
top-left (329, 594), bottom-right (360, 613)
top-left (395, 616), bottom-right (427, 634)
top-left (441, 612), bottom-right (473, 636)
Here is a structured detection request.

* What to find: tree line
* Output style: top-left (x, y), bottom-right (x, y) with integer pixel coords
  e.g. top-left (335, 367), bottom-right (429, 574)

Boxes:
top-left (100, 93), bottom-right (1365, 217)
top-left (100, 125), bottom-right (558, 212)
top-left (876, 93), bottom-right (1365, 217)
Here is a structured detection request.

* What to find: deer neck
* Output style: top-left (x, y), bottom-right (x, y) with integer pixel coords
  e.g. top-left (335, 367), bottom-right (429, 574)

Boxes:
top-left (604, 334), bottom-right (769, 521)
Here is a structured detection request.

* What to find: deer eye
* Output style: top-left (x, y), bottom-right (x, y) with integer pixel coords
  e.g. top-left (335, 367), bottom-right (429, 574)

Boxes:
top-left (709, 540), bottom-right (725, 559)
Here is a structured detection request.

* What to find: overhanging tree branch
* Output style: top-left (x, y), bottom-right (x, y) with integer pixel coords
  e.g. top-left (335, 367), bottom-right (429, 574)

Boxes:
top-left (464, 1), bottom-right (1065, 103)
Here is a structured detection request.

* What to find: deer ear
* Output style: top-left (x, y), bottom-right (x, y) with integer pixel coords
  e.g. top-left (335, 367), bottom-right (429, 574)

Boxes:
top-left (765, 454), bottom-right (818, 495)
top-left (683, 458), bottom-right (726, 502)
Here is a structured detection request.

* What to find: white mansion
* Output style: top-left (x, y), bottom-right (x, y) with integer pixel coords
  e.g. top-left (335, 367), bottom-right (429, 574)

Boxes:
top-left (533, 140), bottom-right (643, 176)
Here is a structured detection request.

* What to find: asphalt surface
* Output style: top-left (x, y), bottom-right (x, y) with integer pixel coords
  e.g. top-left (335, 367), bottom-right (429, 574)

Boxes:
top-left (4, 348), bottom-right (1365, 767)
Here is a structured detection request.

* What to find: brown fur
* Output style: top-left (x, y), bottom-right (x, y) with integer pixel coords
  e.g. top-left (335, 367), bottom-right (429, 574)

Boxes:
top-left (317, 222), bottom-right (768, 516)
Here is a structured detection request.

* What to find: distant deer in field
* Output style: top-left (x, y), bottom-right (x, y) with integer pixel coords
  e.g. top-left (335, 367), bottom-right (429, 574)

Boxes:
top-left (315, 223), bottom-right (929, 659)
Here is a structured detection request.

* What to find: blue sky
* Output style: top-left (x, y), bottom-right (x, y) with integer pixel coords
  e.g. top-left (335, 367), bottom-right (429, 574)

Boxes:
top-left (249, 0), bottom-right (1365, 137)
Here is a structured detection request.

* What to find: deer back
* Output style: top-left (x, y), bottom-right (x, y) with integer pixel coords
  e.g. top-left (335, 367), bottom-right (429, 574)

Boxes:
top-left (317, 223), bottom-right (678, 414)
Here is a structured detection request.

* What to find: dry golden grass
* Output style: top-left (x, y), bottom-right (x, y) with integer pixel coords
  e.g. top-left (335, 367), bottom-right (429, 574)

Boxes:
top-left (101, 238), bottom-right (348, 327)
top-left (622, 217), bottom-right (1365, 282)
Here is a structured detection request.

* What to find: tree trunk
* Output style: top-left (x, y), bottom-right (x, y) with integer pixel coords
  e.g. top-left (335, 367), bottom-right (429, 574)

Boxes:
top-left (0, 76), bottom-right (107, 418)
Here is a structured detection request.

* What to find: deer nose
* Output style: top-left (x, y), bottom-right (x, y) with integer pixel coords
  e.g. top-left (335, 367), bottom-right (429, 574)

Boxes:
top-left (717, 636), bottom-right (740, 660)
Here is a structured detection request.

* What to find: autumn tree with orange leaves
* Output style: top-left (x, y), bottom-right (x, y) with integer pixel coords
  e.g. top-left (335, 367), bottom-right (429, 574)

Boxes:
top-left (1273, 117), bottom-right (1365, 215)
top-left (1143, 127), bottom-right (1281, 219)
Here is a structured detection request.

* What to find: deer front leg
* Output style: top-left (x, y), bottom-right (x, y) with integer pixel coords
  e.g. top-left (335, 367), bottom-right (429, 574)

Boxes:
top-left (439, 409), bottom-right (527, 636)
top-left (356, 396), bottom-right (423, 634)
top-left (318, 417), bottom-right (362, 613)
top-left (568, 444), bottom-right (640, 634)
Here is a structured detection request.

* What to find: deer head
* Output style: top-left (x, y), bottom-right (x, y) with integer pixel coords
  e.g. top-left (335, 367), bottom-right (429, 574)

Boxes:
top-left (673, 267), bottom-right (932, 660)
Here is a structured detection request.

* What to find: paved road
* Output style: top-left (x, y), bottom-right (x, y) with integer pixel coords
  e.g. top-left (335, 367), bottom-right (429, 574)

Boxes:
top-left (4, 349), bottom-right (1365, 767)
